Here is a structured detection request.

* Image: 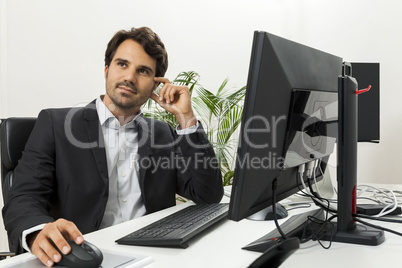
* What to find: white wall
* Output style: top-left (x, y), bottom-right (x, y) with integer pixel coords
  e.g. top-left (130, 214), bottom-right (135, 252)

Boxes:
top-left (1, 0), bottom-right (402, 251)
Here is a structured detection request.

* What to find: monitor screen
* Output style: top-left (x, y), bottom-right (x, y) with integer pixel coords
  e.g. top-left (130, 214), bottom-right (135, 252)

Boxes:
top-left (228, 31), bottom-right (342, 221)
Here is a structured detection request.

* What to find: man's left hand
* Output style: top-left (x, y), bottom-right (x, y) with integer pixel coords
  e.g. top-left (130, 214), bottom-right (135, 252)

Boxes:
top-left (151, 77), bottom-right (197, 129)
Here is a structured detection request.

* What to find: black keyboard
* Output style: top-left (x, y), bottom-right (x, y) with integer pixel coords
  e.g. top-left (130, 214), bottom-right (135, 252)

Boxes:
top-left (115, 203), bottom-right (229, 248)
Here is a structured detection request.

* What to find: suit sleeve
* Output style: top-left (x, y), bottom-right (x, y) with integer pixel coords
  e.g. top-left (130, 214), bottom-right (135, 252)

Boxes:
top-left (2, 110), bottom-right (57, 254)
top-left (174, 123), bottom-right (224, 204)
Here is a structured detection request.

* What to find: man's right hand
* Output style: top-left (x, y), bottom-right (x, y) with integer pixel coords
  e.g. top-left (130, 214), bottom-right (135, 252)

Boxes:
top-left (28, 219), bottom-right (84, 267)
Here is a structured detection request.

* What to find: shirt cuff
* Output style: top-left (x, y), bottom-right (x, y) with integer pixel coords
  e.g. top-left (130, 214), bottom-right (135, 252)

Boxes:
top-left (22, 223), bottom-right (47, 252)
top-left (176, 120), bottom-right (199, 135)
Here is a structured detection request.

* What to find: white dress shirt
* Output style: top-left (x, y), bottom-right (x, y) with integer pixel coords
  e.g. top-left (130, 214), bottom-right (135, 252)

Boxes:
top-left (97, 96), bottom-right (146, 228)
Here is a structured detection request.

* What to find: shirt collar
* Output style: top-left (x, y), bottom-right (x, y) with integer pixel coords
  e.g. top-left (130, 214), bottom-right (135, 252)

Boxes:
top-left (96, 95), bottom-right (143, 129)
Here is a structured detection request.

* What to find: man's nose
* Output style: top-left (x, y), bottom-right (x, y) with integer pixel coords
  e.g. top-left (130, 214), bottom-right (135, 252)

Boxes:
top-left (124, 71), bottom-right (137, 83)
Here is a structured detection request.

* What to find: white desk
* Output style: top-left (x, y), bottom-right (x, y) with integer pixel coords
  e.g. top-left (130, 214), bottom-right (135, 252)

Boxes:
top-left (1, 188), bottom-right (402, 268)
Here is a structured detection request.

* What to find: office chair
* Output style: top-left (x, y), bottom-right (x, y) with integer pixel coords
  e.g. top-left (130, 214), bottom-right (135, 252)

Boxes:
top-left (1, 117), bottom-right (36, 203)
top-left (0, 117), bottom-right (36, 258)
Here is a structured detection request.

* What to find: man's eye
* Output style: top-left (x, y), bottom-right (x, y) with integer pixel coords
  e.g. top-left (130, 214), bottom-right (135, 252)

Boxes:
top-left (139, 69), bottom-right (149, 74)
top-left (118, 62), bottom-right (127, 67)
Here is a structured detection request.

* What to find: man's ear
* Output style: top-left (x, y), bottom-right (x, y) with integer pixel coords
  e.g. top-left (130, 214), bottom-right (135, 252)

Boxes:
top-left (104, 66), bottom-right (109, 79)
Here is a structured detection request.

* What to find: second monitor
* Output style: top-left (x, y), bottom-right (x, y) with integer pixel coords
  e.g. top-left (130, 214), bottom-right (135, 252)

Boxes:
top-left (227, 31), bottom-right (384, 248)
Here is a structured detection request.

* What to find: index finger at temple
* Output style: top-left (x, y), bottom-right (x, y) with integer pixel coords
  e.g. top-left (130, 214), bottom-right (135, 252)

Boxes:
top-left (154, 77), bottom-right (171, 84)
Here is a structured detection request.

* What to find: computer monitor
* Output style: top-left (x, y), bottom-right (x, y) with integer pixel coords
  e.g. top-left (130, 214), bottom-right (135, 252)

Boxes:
top-left (228, 31), bottom-right (341, 221)
top-left (228, 31), bottom-right (384, 248)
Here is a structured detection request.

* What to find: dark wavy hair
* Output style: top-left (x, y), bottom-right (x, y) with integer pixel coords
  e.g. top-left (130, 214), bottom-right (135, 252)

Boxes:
top-left (104, 27), bottom-right (168, 77)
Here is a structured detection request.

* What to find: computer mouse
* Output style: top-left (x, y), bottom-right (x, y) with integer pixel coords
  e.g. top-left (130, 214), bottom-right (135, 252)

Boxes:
top-left (264, 203), bottom-right (288, 220)
top-left (56, 240), bottom-right (103, 268)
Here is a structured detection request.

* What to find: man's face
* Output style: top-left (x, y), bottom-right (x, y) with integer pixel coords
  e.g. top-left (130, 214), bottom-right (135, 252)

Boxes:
top-left (104, 39), bottom-right (157, 112)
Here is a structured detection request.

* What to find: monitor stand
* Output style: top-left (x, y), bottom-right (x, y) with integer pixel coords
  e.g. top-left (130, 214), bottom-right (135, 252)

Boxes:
top-left (320, 223), bottom-right (384, 245)
top-left (320, 68), bottom-right (384, 246)
top-left (247, 203), bottom-right (288, 221)
top-left (243, 209), bottom-right (323, 252)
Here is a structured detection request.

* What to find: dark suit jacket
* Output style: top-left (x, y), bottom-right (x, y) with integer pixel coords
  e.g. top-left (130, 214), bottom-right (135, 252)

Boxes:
top-left (2, 101), bottom-right (223, 253)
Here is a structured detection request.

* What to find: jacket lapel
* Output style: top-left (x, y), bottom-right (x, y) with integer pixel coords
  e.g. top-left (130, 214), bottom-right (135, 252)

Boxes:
top-left (83, 101), bottom-right (109, 186)
top-left (137, 116), bottom-right (152, 192)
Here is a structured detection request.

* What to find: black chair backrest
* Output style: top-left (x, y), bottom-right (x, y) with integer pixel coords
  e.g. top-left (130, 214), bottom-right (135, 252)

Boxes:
top-left (1, 118), bottom-right (37, 204)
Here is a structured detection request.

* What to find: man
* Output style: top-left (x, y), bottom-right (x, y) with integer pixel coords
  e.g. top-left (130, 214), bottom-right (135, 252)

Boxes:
top-left (2, 27), bottom-right (223, 267)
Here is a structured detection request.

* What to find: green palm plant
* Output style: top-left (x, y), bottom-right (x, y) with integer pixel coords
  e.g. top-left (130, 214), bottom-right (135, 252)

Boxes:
top-left (143, 71), bottom-right (246, 186)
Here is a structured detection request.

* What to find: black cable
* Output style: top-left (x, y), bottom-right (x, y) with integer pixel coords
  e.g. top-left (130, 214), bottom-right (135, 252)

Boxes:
top-left (296, 173), bottom-right (312, 198)
top-left (297, 165), bottom-right (402, 245)
top-left (311, 197), bottom-right (337, 214)
top-left (307, 179), bottom-right (337, 215)
top-left (299, 193), bottom-right (337, 249)
top-left (302, 214), bottom-right (336, 249)
top-left (292, 171), bottom-right (337, 248)
top-left (272, 178), bottom-right (288, 240)
top-left (304, 176), bottom-right (340, 248)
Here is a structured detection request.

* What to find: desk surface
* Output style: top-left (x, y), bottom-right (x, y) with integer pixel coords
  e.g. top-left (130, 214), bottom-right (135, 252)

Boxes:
top-left (1, 186), bottom-right (402, 268)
